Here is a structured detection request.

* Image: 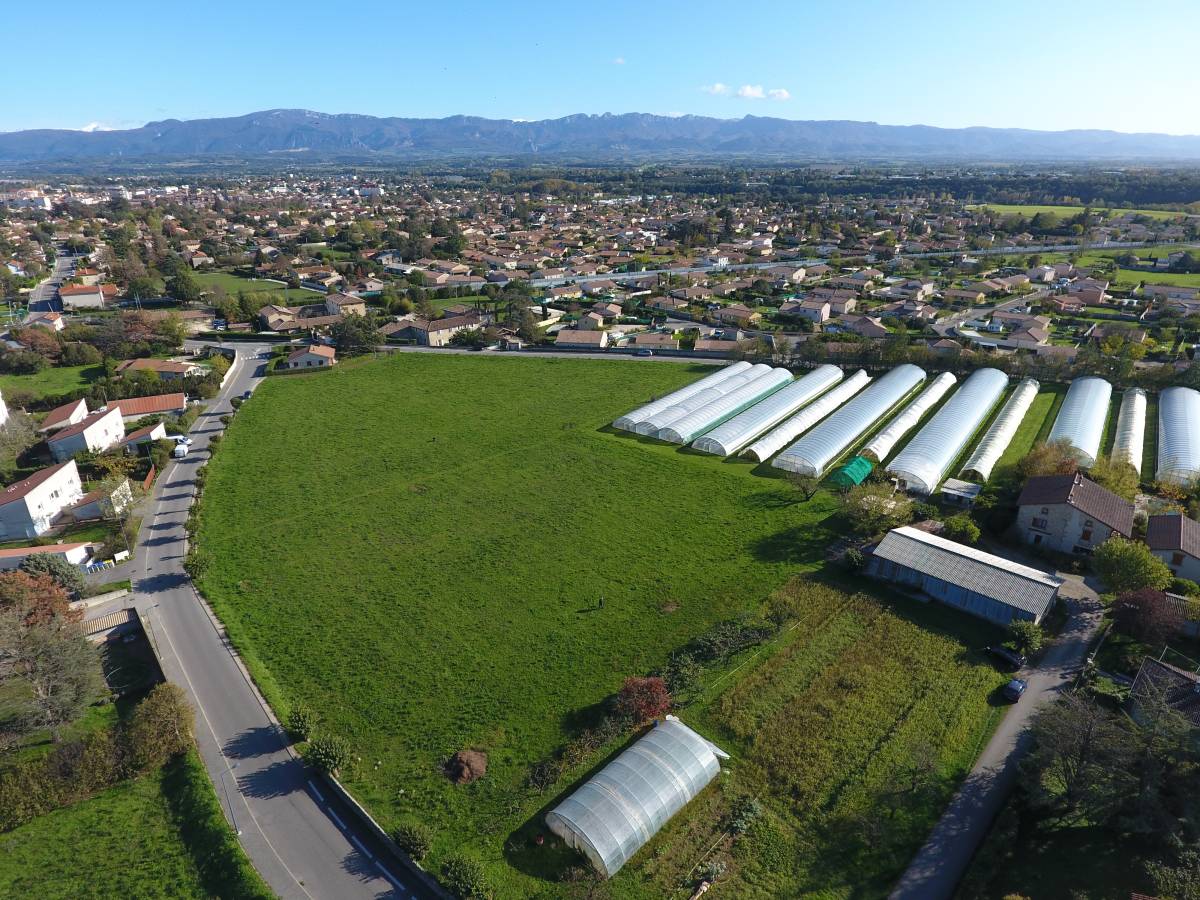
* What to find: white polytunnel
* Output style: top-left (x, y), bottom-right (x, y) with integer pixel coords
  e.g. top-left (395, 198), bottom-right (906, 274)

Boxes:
top-left (742, 370), bottom-right (872, 463)
top-left (1157, 386), bottom-right (1200, 485)
top-left (772, 363), bottom-right (927, 477)
top-left (691, 365), bottom-right (844, 456)
top-left (545, 717), bottom-right (728, 878)
top-left (613, 361), bottom-right (753, 431)
top-left (1046, 376), bottom-right (1113, 467)
top-left (887, 367), bottom-right (1009, 495)
top-left (633, 364), bottom-right (772, 436)
top-left (1112, 387), bottom-right (1147, 471)
top-left (656, 366), bottom-right (794, 444)
top-left (960, 377), bottom-right (1040, 482)
top-left (860, 372), bottom-right (957, 463)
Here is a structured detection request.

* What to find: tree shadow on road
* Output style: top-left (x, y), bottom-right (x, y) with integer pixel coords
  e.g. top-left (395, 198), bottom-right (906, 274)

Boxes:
top-left (223, 724), bottom-right (285, 760)
top-left (235, 758), bottom-right (305, 800)
top-left (136, 571), bottom-right (189, 594)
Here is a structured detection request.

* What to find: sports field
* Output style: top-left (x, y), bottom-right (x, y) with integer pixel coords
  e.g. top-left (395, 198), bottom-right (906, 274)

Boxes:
top-left (196, 353), bottom-right (1010, 896)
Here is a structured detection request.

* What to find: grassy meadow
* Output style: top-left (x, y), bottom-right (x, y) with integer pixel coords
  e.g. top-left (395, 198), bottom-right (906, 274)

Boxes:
top-left (974, 203), bottom-right (1185, 221)
top-left (196, 353), bottom-right (1012, 897)
top-left (0, 363), bottom-right (103, 402)
top-left (194, 270), bottom-right (324, 304)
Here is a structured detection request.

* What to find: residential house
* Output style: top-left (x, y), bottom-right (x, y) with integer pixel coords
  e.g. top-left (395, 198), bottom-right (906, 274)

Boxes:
top-left (410, 314), bottom-right (482, 347)
top-left (554, 329), bottom-right (609, 349)
top-left (836, 314), bottom-right (889, 338)
top-left (58, 284), bottom-right (106, 309)
top-left (713, 304), bottom-right (762, 327)
top-left (1130, 657), bottom-right (1200, 727)
top-left (115, 358), bottom-right (206, 380)
top-left (1147, 513), bottom-right (1200, 584)
top-left (578, 311), bottom-right (606, 331)
top-left (39, 398), bottom-right (89, 433)
top-left (111, 393), bottom-right (188, 423)
top-left (47, 406), bottom-right (125, 461)
top-left (283, 345), bottom-right (337, 369)
top-left (788, 299), bottom-right (830, 324)
top-left (324, 293), bottom-right (368, 317)
top-left (0, 460), bottom-right (84, 539)
top-left (1016, 472), bottom-right (1134, 554)
top-left (120, 421), bottom-right (168, 453)
top-left (22, 311), bottom-right (64, 331)
top-left (632, 332), bottom-right (679, 350)
top-left (0, 542), bottom-right (92, 572)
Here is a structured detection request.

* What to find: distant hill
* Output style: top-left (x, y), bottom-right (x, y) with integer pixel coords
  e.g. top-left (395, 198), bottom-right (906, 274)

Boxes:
top-left (2, 109), bottom-right (1200, 162)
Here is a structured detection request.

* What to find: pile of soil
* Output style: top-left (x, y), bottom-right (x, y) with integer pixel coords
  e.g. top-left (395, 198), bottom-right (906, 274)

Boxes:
top-left (445, 750), bottom-right (487, 784)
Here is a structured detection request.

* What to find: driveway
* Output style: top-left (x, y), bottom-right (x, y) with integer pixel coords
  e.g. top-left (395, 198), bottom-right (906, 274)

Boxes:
top-left (889, 575), bottom-right (1103, 900)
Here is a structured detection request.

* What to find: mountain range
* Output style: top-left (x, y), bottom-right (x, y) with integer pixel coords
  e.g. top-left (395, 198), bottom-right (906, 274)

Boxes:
top-left (2, 109), bottom-right (1200, 162)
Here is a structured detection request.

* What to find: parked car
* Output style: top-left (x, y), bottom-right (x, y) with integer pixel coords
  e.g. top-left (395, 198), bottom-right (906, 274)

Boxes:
top-left (1002, 678), bottom-right (1028, 702)
top-left (243, 390), bottom-right (252, 400)
top-left (173, 435), bottom-right (193, 446)
top-left (635, 349), bottom-right (654, 357)
top-left (172, 443), bottom-right (189, 459)
top-left (986, 645), bottom-right (1026, 670)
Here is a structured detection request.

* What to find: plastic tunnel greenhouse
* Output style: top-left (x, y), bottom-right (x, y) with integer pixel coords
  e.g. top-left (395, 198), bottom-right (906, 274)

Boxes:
top-left (772, 364), bottom-right (927, 477)
top-left (656, 367), bottom-right (793, 444)
top-left (959, 377), bottom-right (1040, 482)
top-left (860, 372), bottom-right (957, 463)
top-left (1157, 386), bottom-right (1200, 485)
top-left (1112, 387), bottom-right (1147, 471)
top-left (742, 370), bottom-right (872, 463)
top-left (691, 364), bottom-right (843, 456)
top-left (545, 717), bottom-right (728, 878)
top-left (1047, 376), bottom-right (1113, 467)
top-left (887, 368), bottom-right (1009, 495)
top-left (633, 364), bottom-right (771, 435)
top-left (613, 361), bottom-right (753, 431)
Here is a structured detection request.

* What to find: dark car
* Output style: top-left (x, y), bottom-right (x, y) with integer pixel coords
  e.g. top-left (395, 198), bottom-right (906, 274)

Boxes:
top-left (986, 645), bottom-right (1026, 670)
top-left (1002, 678), bottom-right (1028, 702)
top-left (635, 349), bottom-right (654, 357)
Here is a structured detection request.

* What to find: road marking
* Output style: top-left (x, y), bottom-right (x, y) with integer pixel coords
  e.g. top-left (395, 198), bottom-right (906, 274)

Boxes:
top-left (308, 782), bottom-right (325, 803)
top-left (327, 809), bottom-right (347, 831)
top-left (376, 864), bottom-right (405, 891)
top-left (350, 835), bottom-right (373, 859)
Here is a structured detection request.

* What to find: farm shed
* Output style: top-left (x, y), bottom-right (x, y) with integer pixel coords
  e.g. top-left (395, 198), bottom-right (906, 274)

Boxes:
top-left (633, 364), bottom-right (772, 436)
top-left (1046, 376), bottom-right (1112, 467)
top-left (772, 364), bottom-right (927, 478)
top-left (1112, 387), bottom-right (1147, 471)
top-left (742, 370), bottom-right (871, 462)
top-left (887, 368), bottom-right (1009, 495)
top-left (692, 364), bottom-right (843, 456)
top-left (613, 361), bottom-right (752, 431)
top-left (1157, 386), bottom-right (1200, 486)
top-left (960, 377), bottom-right (1040, 482)
top-left (866, 526), bottom-right (1062, 625)
top-left (860, 372), bottom-right (957, 463)
top-left (656, 366), bottom-right (793, 444)
top-left (545, 717), bottom-right (728, 878)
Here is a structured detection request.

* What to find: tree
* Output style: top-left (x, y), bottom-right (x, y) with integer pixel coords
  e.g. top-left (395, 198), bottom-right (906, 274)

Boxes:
top-left (841, 482), bottom-right (913, 537)
top-left (330, 314), bottom-right (382, 356)
top-left (787, 472), bottom-right (821, 502)
top-left (1149, 844), bottom-right (1200, 900)
top-left (1018, 438), bottom-right (1081, 479)
top-left (0, 570), bottom-right (75, 627)
top-left (1113, 588), bottom-right (1184, 646)
top-left (1093, 536), bottom-right (1173, 595)
top-left (615, 676), bottom-right (672, 722)
top-left (516, 307), bottom-right (540, 344)
top-left (165, 271), bottom-right (200, 304)
top-left (125, 683), bottom-right (194, 771)
top-left (0, 612), bottom-right (104, 737)
top-left (942, 513), bottom-right (981, 544)
top-left (19, 554), bottom-right (84, 596)
top-left (303, 735), bottom-right (350, 774)
top-left (449, 327), bottom-right (489, 349)
top-left (1089, 455), bottom-right (1140, 501)
top-left (1009, 620), bottom-right (1044, 657)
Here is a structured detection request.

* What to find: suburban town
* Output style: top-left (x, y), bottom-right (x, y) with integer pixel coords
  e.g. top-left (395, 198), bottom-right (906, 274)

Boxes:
top-left (4, 5), bottom-right (1200, 900)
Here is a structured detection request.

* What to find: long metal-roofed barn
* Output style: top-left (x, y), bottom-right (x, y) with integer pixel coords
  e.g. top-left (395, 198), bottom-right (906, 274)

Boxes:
top-left (860, 372), bottom-right (957, 463)
top-left (692, 364), bottom-right (843, 456)
top-left (1046, 376), bottom-right (1112, 467)
top-left (656, 366), bottom-right (794, 444)
top-left (545, 717), bottom-right (728, 878)
top-left (887, 368), bottom-right (1009, 495)
top-left (613, 361), bottom-right (752, 432)
top-left (741, 370), bottom-right (871, 463)
top-left (1112, 387), bottom-right (1147, 472)
top-left (960, 377), bottom-right (1040, 482)
top-left (772, 364), bottom-right (927, 477)
top-left (866, 526), bottom-right (1062, 625)
top-left (633, 364), bottom-right (771, 436)
top-left (1157, 386), bottom-right (1200, 485)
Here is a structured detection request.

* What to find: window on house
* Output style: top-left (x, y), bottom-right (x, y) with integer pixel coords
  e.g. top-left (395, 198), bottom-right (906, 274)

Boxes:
top-left (1033, 534), bottom-right (1042, 545)
top-left (1040, 507), bottom-right (1049, 515)
top-left (1084, 520), bottom-right (1093, 527)
top-left (1031, 517), bottom-right (1048, 530)
top-left (1174, 552), bottom-right (1186, 566)
top-left (1081, 529), bottom-right (1093, 541)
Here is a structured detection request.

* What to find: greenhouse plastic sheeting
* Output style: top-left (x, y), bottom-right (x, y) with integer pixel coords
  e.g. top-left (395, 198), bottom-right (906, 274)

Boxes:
top-left (613, 361), bottom-right (753, 431)
top-left (1112, 387), bottom-right (1147, 471)
top-left (657, 367), bottom-right (794, 444)
top-left (633, 364), bottom-right (772, 435)
top-left (1157, 386), bottom-right (1200, 485)
top-left (692, 364), bottom-right (843, 456)
top-left (960, 377), bottom-right (1040, 482)
top-left (773, 364), bottom-right (927, 477)
top-left (545, 717), bottom-right (728, 878)
top-left (742, 370), bottom-right (872, 462)
top-left (860, 372), bottom-right (957, 463)
top-left (887, 368), bottom-right (1009, 495)
top-left (1047, 376), bottom-right (1112, 468)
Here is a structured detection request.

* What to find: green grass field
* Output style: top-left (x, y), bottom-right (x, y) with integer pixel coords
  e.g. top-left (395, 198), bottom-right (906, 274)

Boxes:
top-left (973, 203), bottom-right (1185, 221)
top-left (990, 388), bottom-right (1063, 483)
top-left (194, 270), bottom-right (325, 304)
top-left (195, 354), bottom-right (1015, 897)
top-left (0, 364), bottom-right (103, 401)
top-left (0, 750), bottom-right (271, 900)
top-left (1116, 268), bottom-right (1200, 288)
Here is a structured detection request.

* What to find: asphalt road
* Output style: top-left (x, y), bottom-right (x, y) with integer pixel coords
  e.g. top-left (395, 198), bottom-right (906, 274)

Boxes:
top-left (28, 249), bottom-right (75, 309)
top-left (889, 578), bottom-right (1104, 900)
top-left (130, 345), bottom-right (438, 900)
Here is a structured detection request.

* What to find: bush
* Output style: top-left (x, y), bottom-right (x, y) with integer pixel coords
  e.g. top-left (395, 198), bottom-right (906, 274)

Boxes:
top-left (286, 706), bottom-right (316, 742)
top-left (125, 683), bottom-right (195, 773)
top-left (441, 855), bottom-right (492, 899)
top-left (1008, 620), bottom-right (1044, 657)
top-left (1171, 577), bottom-right (1200, 597)
top-left (690, 617), bottom-right (776, 662)
top-left (942, 513), bottom-right (981, 544)
top-left (614, 676), bottom-right (672, 722)
top-left (303, 735), bottom-right (350, 775)
top-left (19, 552), bottom-right (85, 595)
top-left (843, 547), bottom-right (865, 571)
top-left (392, 822), bottom-right (432, 861)
top-left (728, 795), bottom-right (764, 834)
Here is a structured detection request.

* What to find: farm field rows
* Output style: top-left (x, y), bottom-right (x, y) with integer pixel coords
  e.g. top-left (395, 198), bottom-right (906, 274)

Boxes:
top-left (196, 353), bottom-right (1009, 897)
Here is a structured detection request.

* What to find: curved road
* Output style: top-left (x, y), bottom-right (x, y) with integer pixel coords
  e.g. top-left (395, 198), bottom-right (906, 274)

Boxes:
top-left (130, 346), bottom-right (438, 899)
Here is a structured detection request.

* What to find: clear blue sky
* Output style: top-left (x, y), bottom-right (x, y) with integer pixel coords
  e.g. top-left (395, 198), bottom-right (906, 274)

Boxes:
top-left (9, 0), bottom-right (1199, 135)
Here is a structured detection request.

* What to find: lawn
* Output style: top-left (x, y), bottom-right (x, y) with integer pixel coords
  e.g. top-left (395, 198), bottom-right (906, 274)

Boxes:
top-left (1116, 268), bottom-right (1200, 289)
top-left (990, 387), bottom-right (1063, 483)
top-left (194, 270), bottom-right (325, 304)
top-left (195, 353), bottom-right (1014, 897)
top-left (0, 364), bottom-right (103, 401)
top-left (973, 203), bottom-right (1185, 221)
top-left (0, 750), bottom-right (271, 900)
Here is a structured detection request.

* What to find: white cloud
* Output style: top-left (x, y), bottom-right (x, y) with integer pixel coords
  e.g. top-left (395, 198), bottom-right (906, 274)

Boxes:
top-left (737, 84), bottom-right (765, 99)
top-left (612, 56), bottom-right (625, 65)
top-left (79, 121), bottom-right (115, 132)
top-left (701, 83), bottom-right (731, 96)
top-left (767, 88), bottom-right (791, 101)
